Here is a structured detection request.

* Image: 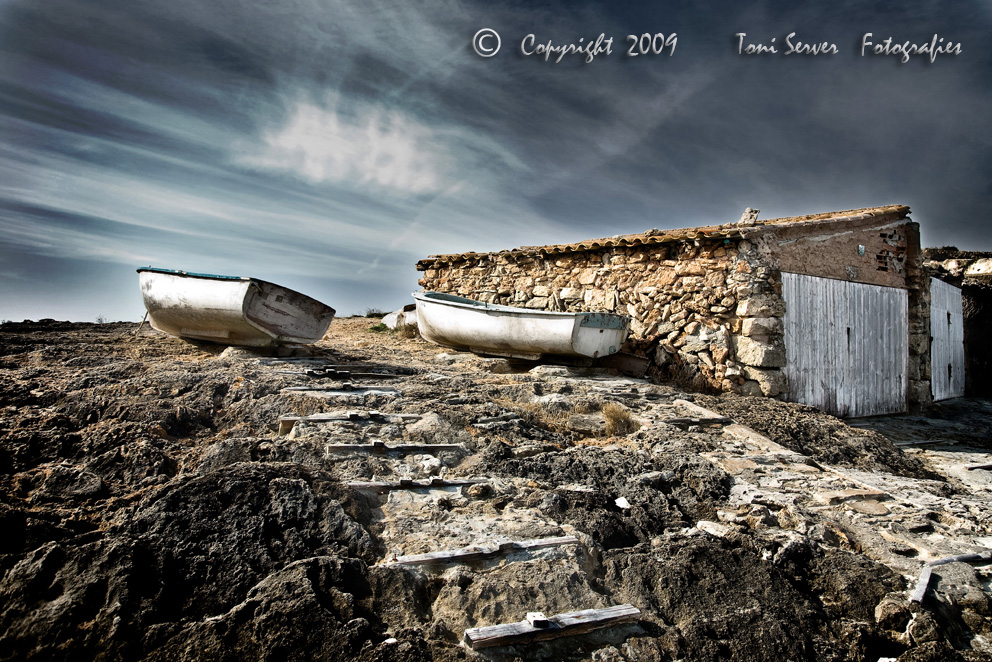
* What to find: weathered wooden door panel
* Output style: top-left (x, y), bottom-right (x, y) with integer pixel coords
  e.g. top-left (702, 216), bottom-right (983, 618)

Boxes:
top-left (782, 272), bottom-right (908, 417)
top-left (930, 277), bottom-right (965, 400)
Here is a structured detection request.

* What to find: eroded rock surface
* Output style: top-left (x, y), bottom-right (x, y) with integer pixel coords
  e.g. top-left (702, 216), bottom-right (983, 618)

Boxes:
top-left (1, 318), bottom-right (991, 661)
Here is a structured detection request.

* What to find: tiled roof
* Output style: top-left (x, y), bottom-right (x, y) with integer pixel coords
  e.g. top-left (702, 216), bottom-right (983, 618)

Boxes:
top-left (417, 205), bottom-right (910, 269)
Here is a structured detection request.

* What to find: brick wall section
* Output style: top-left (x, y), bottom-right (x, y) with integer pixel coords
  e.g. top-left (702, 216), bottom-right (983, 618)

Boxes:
top-left (417, 237), bottom-right (787, 396)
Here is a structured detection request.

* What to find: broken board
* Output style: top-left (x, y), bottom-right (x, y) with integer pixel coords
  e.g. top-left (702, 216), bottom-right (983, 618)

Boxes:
top-left (661, 416), bottom-right (733, 429)
top-left (305, 368), bottom-right (401, 380)
top-left (282, 384), bottom-right (401, 397)
top-left (325, 441), bottom-right (466, 455)
top-left (463, 604), bottom-right (640, 649)
top-left (387, 536), bottom-right (579, 567)
top-left (348, 477), bottom-right (488, 494)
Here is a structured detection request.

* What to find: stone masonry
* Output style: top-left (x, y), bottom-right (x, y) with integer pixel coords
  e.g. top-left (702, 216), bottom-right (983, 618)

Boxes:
top-left (417, 205), bottom-right (930, 409)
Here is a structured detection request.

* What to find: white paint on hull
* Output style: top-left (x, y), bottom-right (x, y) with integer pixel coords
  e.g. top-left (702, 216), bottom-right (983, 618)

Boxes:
top-left (413, 291), bottom-right (629, 360)
top-left (138, 269), bottom-right (335, 346)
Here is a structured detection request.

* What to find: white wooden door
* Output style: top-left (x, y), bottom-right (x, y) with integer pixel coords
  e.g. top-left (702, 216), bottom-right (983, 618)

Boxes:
top-left (782, 272), bottom-right (908, 417)
top-left (930, 277), bottom-right (965, 400)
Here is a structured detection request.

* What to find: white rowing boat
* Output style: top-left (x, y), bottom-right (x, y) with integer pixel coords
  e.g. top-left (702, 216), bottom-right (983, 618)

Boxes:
top-left (137, 268), bottom-right (335, 346)
top-left (413, 291), bottom-right (629, 360)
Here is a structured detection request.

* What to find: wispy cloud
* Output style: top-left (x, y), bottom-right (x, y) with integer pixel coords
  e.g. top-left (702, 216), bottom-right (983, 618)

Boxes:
top-left (242, 96), bottom-right (451, 194)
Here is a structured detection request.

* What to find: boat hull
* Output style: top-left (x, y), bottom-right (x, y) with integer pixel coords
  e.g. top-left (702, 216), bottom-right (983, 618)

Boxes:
top-left (413, 291), bottom-right (629, 360)
top-left (138, 269), bottom-right (335, 346)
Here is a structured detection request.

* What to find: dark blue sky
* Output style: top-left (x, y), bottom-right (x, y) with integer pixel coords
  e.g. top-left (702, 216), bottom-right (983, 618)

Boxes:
top-left (1, 0), bottom-right (989, 321)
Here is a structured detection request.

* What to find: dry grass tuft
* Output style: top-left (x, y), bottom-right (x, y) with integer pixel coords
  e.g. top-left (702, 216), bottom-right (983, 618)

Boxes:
top-left (494, 398), bottom-right (572, 432)
top-left (493, 397), bottom-right (640, 438)
top-left (601, 402), bottom-right (640, 437)
top-left (396, 324), bottom-right (419, 339)
top-left (658, 361), bottom-right (715, 394)
top-left (571, 401), bottom-right (598, 415)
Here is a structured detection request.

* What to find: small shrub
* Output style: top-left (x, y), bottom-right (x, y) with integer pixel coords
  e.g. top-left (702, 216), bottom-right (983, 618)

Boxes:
top-left (95, 315), bottom-right (107, 324)
top-left (602, 402), bottom-right (640, 437)
top-left (655, 360), bottom-right (716, 394)
top-left (364, 308), bottom-right (386, 318)
top-left (396, 324), bottom-right (419, 339)
top-left (367, 322), bottom-right (389, 333)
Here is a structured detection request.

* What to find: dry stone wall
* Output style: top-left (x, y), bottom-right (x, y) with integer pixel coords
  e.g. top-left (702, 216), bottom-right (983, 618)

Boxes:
top-left (418, 238), bottom-right (788, 396)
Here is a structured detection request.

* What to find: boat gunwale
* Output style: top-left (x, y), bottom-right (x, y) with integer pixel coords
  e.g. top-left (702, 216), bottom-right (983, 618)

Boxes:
top-left (139, 268), bottom-right (335, 313)
top-left (412, 291), bottom-right (626, 322)
top-left (137, 267), bottom-right (252, 283)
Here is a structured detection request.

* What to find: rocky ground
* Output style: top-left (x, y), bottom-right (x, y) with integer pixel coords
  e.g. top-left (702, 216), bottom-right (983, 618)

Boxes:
top-left (1, 317), bottom-right (991, 662)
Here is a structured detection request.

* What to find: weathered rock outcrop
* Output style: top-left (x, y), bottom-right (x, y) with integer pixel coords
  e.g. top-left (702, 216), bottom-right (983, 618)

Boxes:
top-left (1, 319), bottom-right (990, 661)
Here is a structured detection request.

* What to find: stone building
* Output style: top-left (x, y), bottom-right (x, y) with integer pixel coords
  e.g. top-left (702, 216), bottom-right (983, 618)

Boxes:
top-left (924, 248), bottom-right (992, 397)
top-left (417, 205), bottom-right (934, 417)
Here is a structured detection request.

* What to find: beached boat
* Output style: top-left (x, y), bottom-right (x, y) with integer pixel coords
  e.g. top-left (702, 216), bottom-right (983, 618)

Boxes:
top-left (413, 291), bottom-right (629, 360)
top-left (137, 268), bottom-right (335, 346)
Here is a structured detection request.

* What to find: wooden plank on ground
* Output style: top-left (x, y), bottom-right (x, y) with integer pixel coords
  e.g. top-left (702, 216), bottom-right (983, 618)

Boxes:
top-left (348, 478), bottom-right (488, 494)
top-left (387, 536), bottom-right (579, 567)
top-left (264, 360), bottom-right (417, 373)
top-left (894, 439), bottom-right (957, 447)
top-left (661, 416), bottom-right (733, 429)
top-left (305, 368), bottom-right (401, 379)
top-left (463, 604), bottom-right (640, 649)
top-left (911, 551), bottom-right (992, 603)
top-left (283, 384), bottom-right (400, 394)
top-left (910, 565), bottom-right (934, 603)
top-left (325, 441), bottom-right (466, 455)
